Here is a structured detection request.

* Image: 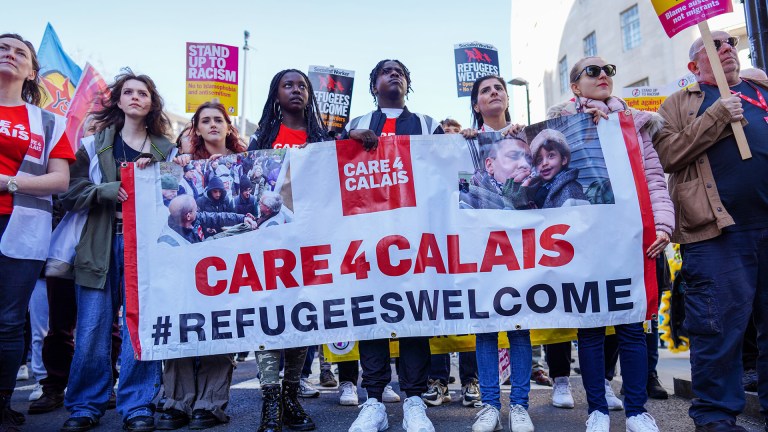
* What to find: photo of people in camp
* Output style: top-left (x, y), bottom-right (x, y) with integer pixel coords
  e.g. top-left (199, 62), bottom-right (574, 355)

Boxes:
top-left (459, 113), bottom-right (614, 210)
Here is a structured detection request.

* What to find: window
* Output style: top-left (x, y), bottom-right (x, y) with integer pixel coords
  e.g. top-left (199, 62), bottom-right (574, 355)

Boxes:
top-left (583, 32), bottom-right (597, 57)
top-left (559, 56), bottom-right (568, 94)
top-left (621, 5), bottom-right (641, 51)
top-left (627, 78), bottom-right (649, 87)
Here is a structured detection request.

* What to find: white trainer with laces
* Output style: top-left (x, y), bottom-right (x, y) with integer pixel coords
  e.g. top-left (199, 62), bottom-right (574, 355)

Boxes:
top-left (509, 404), bottom-right (535, 432)
top-left (340, 381), bottom-right (360, 406)
top-left (626, 413), bottom-right (659, 432)
top-left (402, 396), bottom-right (435, 432)
top-left (28, 382), bottom-right (43, 401)
top-left (552, 376), bottom-right (575, 409)
top-left (382, 384), bottom-right (401, 403)
top-left (585, 411), bottom-right (610, 432)
top-left (348, 398), bottom-right (388, 432)
top-left (299, 377), bottom-right (320, 398)
top-left (605, 379), bottom-right (624, 411)
top-left (471, 404), bottom-right (502, 432)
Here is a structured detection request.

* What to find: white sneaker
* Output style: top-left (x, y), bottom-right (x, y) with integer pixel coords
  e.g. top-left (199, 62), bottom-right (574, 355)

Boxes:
top-left (552, 376), bottom-right (574, 409)
top-left (382, 385), bottom-right (400, 403)
top-left (402, 396), bottom-right (435, 432)
top-left (16, 365), bottom-right (29, 381)
top-left (28, 382), bottom-right (43, 401)
top-left (348, 398), bottom-right (388, 432)
top-left (626, 413), bottom-right (659, 432)
top-left (605, 379), bottom-right (624, 411)
top-left (585, 411), bottom-right (610, 432)
top-left (471, 404), bottom-right (502, 432)
top-left (299, 377), bottom-right (320, 398)
top-left (509, 404), bottom-right (534, 432)
top-left (340, 381), bottom-right (359, 406)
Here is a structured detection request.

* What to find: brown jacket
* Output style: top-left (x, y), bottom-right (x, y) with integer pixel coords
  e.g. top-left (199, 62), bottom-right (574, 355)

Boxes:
top-left (653, 79), bottom-right (768, 244)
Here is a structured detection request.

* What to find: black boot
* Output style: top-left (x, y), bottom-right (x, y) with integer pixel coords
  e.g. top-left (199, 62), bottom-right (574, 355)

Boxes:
top-left (0, 395), bottom-right (23, 432)
top-left (282, 381), bottom-right (316, 431)
top-left (646, 372), bottom-right (669, 400)
top-left (258, 384), bottom-right (282, 432)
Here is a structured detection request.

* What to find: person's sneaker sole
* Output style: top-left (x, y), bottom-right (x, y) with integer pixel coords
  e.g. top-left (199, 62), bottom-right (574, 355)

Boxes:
top-left (552, 401), bottom-right (575, 409)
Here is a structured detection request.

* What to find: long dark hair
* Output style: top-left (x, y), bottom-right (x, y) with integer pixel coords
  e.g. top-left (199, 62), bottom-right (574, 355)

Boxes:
top-left (253, 69), bottom-right (327, 150)
top-left (470, 75), bottom-right (511, 130)
top-left (369, 59), bottom-right (412, 104)
top-left (92, 68), bottom-right (171, 137)
top-left (0, 33), bottom-right (42, 106)
top-left (190, 101), bottom-right (246, 159)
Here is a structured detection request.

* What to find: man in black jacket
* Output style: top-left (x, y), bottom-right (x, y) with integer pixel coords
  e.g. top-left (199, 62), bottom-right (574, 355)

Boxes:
top-left (158, 195), bottom-right (253, 247)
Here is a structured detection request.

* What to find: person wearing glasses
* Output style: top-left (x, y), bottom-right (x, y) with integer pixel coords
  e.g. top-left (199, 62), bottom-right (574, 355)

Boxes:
top-left (655, 31), bottom-right (768, 432)
top-left (546, 56), bottom-right (673, 432)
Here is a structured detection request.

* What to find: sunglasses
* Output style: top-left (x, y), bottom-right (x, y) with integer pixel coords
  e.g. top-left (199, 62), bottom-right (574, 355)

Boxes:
top-left (574, 64), bottom-right (617, 81)
top-left (700, 37), bottom-right (739, 53)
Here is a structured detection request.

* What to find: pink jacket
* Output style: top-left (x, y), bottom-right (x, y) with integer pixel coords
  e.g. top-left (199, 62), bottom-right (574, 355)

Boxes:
top-left (546, 97), bottom-right (674, 235)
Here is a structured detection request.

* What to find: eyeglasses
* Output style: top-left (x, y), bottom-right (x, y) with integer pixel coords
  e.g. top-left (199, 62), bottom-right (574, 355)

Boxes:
top-left (706, 37), bottom-right (739, 52)
top-left (573, 64), bottom-right (617, 81)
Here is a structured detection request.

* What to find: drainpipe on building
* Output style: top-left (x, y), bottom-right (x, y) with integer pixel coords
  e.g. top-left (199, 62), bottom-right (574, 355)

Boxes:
top-left (744, 0), bottom-right (768, 70)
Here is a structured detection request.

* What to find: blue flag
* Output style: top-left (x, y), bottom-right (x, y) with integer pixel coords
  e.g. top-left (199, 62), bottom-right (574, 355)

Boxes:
top-left (37, 23), bottom-right (82, 116)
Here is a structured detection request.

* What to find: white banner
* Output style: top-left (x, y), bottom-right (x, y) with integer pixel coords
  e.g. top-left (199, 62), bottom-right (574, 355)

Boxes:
top-left (123, 113), bottom-right (657, 360)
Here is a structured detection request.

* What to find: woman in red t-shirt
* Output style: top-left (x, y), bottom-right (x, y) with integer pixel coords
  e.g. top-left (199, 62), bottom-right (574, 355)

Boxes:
top-left (0, 33), bottom-right (73, 426)
top-left (247, 69), bottom-right (329, 432)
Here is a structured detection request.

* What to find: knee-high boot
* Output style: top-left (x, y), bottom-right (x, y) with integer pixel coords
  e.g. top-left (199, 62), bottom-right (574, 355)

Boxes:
top-left (282, 381), bottom-right (316, 431)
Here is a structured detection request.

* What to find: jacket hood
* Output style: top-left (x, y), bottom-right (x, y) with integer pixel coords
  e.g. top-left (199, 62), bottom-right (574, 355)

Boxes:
top-left (205, 176), bottom-right (227, 199)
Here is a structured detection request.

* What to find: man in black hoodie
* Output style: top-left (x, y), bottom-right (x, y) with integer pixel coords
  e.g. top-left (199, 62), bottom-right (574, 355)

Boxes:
top-left (195, 176), bottom-right (236, 237)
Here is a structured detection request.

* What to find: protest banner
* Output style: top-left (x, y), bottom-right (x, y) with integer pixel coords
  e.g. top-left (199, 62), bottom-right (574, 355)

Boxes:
top-left (454, 42), bottom-right (499, 97)
top-left (622, 72), bottom-right (696, 112)
top-left (186, 42), bottom-right (239, 115)
top-left (308, 66), bottom-right (355, 135)
top-left (64, 63), bottom-right (108, 151)
top-left (37, 23), bottom-right (82, 117)
top-left (650, 0), bottom-right (750, 159)
top-left (123, 113), bottom-right (657, 360)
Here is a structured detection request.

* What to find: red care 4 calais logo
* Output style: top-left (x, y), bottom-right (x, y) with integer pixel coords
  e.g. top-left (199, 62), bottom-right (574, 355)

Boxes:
top-left (336, 136), bottom-right (416, 216)
top-left (28, 133), bottom-right (45, 159)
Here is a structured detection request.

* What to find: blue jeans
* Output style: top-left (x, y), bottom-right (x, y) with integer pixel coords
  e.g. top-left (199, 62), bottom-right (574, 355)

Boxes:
top-left (0, 215), bottom-right (44, 393)
top-left (65, 234), bottom-right (162, 422)
top-left (578, 323), bottom-right (648, 417)
top-left (681, 228), bottom-right (768, 425)
top-left (476, 331), bottom-right (531, 410)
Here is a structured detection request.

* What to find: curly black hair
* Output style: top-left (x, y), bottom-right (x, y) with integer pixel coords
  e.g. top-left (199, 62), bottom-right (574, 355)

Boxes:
top-left (369, 59), bottom-right (412, 104)
top-left (253, 69), bottom-right (328, 150)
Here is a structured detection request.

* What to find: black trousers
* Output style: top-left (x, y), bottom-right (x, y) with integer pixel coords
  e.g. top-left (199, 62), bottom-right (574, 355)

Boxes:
top-left (358, 337), bottom-right (431, 400)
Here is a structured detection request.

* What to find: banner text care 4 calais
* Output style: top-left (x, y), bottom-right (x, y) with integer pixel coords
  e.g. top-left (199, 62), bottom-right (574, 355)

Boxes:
top-left (122, 113), bottom-right (658, 360)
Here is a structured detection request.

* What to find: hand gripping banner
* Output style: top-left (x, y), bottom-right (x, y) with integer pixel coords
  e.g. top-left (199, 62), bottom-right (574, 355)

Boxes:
top-left (122, 113), bottom-right (657, 360)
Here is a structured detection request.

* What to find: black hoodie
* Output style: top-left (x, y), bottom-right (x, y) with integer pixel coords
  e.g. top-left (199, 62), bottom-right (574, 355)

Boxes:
top-left (196, 176), bottom-right (234, 213)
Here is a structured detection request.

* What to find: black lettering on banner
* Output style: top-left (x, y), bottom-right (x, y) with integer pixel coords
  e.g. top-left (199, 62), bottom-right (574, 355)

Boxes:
top-left (607, 278), bottom-right (633, 311)
top-left (468, 289), bottom-right (490, 319)
top-left (179, 313), bottom-right (206, 343)
top-left (292, 302), bottom-right (319, 332)
top-left (323, 299), bottom-right (347, 329)
top-left (211, 310), bottom-right (233, 340)
top-left (236, 308), bottom-right (256, 338)
top-left (527, 284), bottom-right (557, 314)
top-left (260, 306), bottom-right (286, 336)
top-left (380, 292), bottom-right (405, 323)
top-left (494, 287), bottom-right (522, 317)
top-left (442, 290), bottom-right (464, 320)
top-left (562, 282), bottom-right (600, 313)
top-left (351, 295), bottom-right (376, 327)
top-left (406, 290), bottom-right (440, 321)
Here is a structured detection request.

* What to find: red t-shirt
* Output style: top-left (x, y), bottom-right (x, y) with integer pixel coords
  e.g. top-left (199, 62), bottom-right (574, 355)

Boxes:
top-left (0, 105), bottom-right (75, 214)
top-left (272, 124), bottom-right (307, 149)
top-left (381, 118), bottom-right (397, 137)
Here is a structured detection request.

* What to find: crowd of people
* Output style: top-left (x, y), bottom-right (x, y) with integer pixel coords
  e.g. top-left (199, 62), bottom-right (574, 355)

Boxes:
top-left (0, 28), bottom-right (766, 432)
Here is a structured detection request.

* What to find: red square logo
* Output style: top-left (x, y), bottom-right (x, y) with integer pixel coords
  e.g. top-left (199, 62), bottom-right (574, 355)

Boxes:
top-left (336, 136), bottom-right (417, 216)
top-left (28, 133), bottom-right (44, 159)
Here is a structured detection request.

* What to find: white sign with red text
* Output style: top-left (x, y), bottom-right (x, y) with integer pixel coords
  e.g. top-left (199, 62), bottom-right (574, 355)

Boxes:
top-left (123, 114), bottom-right (656, 360)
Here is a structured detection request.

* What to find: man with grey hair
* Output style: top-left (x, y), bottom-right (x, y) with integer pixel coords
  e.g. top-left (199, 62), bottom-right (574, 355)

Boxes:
top-left (654, 30), bottom-right (768, 432)
top-left (256, 192), bottom-right (285, 228)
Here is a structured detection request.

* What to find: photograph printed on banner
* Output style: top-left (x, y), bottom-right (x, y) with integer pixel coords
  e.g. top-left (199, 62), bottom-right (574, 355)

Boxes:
top-left (458, 113), bottom-right (614, 210)
top-left (156, 149), bottom-right (294, 247)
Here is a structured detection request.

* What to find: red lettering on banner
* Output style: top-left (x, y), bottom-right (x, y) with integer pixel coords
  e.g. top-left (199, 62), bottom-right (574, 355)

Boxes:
top-left (414, 233), bottom-right (447, 274)
top-left (376, 235), bottom-right (412, 277)
top-left (447, 235), bottom-right (478, 274)
top-left (264, 249), bottom-right (299, 290)
top-left (539, 224), bottom-right (575, 267)
top-left (195, 257), bottom-right (228, 296)
top-left (28, 133), bottom-right (44, 159)
top-left (340, 240), bottom-right (371, 279)
top-left (300, 245), bottom-right (334, 286)
top-left (522, 229), bottom-right (537, 269)
top-left (480, 231), bottom-right (521, 272)
top-left (229, 253), bottom-right (263, 293)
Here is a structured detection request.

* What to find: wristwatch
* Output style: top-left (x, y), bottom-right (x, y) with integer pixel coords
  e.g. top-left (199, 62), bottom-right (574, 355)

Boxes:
top-left (6, 176), bottom-right (18, 194)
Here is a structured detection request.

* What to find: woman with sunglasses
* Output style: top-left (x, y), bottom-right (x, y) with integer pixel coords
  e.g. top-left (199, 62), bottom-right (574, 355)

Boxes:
top-left (546, 57), bottom-right (673, 432)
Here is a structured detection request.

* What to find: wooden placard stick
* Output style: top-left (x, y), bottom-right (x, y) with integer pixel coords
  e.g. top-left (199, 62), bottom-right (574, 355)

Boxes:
top-left (697, 21), bottom-right (752, 160)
